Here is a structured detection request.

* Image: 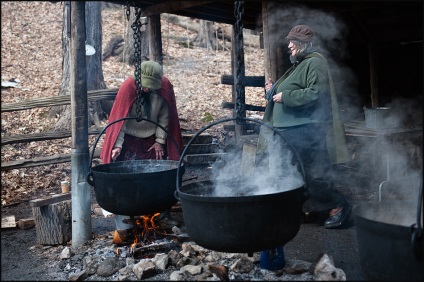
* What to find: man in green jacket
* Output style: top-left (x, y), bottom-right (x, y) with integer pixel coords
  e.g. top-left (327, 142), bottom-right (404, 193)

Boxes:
top-left (260, 25), bottom-right (351, 229)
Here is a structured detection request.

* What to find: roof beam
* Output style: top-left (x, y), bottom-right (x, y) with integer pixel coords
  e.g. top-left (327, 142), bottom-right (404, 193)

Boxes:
top-left (141, 1), bottom-right (214, 16)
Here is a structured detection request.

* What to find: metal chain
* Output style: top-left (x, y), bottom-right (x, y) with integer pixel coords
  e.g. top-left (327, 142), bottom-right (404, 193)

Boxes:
top-left (234, 1), bottom-right (245, 124)
top-left (128, 5), bottom-right (144, 121)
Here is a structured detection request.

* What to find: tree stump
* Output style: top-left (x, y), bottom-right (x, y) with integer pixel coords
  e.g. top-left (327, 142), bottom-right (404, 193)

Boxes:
top-left (32, 200), bottom-right (72, 245)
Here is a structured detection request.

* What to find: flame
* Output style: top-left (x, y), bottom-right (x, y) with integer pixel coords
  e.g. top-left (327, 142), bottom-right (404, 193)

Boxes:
top-left (141, 212), bottom-right (160, 238)
top-left (116, 212), bottom-right (171, 256)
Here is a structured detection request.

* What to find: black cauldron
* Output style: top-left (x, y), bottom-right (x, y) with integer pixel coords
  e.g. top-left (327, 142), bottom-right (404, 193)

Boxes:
top-left (87, 117), bottom-right (184, 216)
top-left (175, 179), bottom-right (305, 253)
top-left (175, 117), bottom-right (308, 253)
top-left (87, 159), bottom-right (184, 216)
top-left (353, 199), bottom-right (423, 281)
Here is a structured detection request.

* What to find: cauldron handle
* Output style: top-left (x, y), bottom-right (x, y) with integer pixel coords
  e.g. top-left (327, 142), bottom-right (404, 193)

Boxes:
top-left (176, 117), bottom-right (307, 195)
top-left (411, 175), bottom-right (423, 261)
top-left (87, 116), bottom-right (183, 185)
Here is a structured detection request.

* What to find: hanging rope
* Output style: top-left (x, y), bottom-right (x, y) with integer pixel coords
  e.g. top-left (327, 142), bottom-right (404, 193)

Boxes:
top-left (234, 1), bottom-right (245, 125)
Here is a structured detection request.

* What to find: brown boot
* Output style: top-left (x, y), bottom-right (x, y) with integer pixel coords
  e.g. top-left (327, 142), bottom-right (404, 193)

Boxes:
top-left (112, 228), bottom-right (135, 245)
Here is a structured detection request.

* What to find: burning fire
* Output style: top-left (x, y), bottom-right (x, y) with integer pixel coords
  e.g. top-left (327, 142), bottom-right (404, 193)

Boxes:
top-left (115, 212), bottom-right (170, 256)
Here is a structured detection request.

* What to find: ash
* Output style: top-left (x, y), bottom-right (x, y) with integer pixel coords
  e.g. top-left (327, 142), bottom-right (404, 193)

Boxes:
top-left (25, 209), bottom-right (345, 281)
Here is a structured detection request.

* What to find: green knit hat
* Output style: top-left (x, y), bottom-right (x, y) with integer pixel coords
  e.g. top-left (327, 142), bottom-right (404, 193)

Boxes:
top-left (141, 61), bottom-right (162, 90)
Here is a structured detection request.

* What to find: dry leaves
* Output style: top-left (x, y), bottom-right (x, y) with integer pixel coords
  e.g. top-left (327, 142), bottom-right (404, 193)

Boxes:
top-left (1, 2), bottom-right (265, 206)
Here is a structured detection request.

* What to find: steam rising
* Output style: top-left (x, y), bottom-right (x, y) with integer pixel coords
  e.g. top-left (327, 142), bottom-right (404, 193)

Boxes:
top-left (210, 131), bottom-right (304, 197)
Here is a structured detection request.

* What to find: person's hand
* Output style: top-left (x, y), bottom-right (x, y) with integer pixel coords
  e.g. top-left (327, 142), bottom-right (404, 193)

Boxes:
top-left (148, 142), bottom-right (165, 160)
top-left (273, 92), bottom-right (283, 103)
top-left (111, 147), bottom-right (121, 161)
top-left (265, 78), bottom-right (273, 92)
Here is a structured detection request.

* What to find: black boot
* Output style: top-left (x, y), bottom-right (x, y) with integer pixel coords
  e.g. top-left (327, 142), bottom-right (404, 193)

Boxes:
top-left (324, 204), bottom-right (352, 229)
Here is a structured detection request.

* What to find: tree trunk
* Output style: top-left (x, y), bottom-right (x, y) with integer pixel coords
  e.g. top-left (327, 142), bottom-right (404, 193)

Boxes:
top-left (193, 20), bottom-right (221, 50)
top-left (49, 2), bottom-right (71, 121)
top-left (53, 2), bottom-right (108, 130)
top-left (85, 1), bottom-right (109, 120)
top-left (120, 7), bottom-right (149, 65)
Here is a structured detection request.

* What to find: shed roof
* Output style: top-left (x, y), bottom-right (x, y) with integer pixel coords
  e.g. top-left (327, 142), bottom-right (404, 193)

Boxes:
top-left (107, 0), bottom-right (422, 45)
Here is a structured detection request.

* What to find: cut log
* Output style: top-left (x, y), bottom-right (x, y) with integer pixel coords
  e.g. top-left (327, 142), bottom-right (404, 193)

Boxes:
top-left (1, 215), bottom-right (16, 228)
top-left (17, 218), bottom-right (35, 230)
top-left (32, 200), bottom-right (72, 245)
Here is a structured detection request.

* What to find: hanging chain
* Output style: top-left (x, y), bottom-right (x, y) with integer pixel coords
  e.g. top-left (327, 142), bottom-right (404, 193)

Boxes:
top-left (127, 4), bottom-right (144, 121)
top-left (234, 1), bottom-right (245, 124)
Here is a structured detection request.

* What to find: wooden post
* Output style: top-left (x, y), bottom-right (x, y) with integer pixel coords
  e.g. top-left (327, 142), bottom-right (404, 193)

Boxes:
top-left (70, 1), bottom-right (92, 247)
top-left (262, 1), bottom-right (290, 82)
top-left (148, 15), bottom-right (163, 65)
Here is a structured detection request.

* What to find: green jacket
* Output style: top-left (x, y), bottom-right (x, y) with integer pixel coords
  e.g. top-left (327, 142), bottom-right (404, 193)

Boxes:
top-left (262, 52), bottom-right (349, 164)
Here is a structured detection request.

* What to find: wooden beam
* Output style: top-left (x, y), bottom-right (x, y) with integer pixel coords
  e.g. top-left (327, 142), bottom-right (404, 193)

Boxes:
top-left (1, 149), bottom-right (101, 171)
top-left (1, 126), bottom-right (104, 145)
top-left (1, 89), bottom-right (118, 112)
top-left (221, 75), bottom-right (265, 87)
top-left (141, 1), bottom-right (213, 16)
top-left (221, 101), bottom-right (265, 112)
top-left (223, 123), bottom-right (258, 132)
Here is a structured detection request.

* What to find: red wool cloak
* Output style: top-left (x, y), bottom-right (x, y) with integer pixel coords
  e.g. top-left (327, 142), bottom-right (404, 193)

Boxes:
top-left (100, 76), bottom-right (184, 164)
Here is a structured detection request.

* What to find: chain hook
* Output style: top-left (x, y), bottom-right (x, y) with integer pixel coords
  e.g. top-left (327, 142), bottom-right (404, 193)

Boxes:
top-left (233, 1), bottom-right (245, 125)
top-left (126, 4), bottom-right (144, 121)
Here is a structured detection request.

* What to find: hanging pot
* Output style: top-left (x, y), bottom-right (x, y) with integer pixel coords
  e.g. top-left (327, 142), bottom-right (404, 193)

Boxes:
top-left (174, 117), bottom-right (308, 253)
top-left (352, 178), bottom-right (423, 281)
top-left (87, 117), bottom-right (185, 216)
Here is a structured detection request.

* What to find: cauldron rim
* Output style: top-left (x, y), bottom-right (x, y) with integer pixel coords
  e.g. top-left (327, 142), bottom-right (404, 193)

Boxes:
top-left (352, 200), bottom-right (417, 228)
top-left (177, 179), bottom-right (305, 202)
top-left (91, 159), bottom-right (182, 175)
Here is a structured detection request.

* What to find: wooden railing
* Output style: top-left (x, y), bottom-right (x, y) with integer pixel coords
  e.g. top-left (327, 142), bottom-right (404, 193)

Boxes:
top-left (2, 75), bottom-right (268, 171)
top-left (1, 89), bottom-right (118, 171)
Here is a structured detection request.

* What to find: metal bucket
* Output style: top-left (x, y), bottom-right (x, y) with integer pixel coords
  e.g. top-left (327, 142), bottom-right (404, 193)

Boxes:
top-left (363, 107), bottom-right (394, 129)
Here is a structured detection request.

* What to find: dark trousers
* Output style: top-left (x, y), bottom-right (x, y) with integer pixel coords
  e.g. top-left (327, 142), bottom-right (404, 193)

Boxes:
top-left (263, 124), bottom-right (347, 212)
